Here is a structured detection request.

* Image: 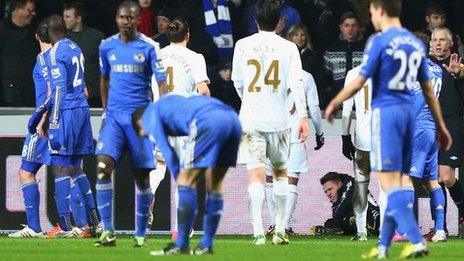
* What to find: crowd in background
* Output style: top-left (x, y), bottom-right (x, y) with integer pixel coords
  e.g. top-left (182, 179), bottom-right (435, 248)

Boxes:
top-left (1, 0), bottom-right (464, 109)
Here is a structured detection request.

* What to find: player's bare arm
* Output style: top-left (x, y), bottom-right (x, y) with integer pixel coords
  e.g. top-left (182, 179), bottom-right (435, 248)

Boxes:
top-left (196, 82), bottom-right (211, 96)
top-left (100, 75), bottom-right (109, 109)
top-left (157, 80), bottom-right (167, 96)
top-left (325, 75), bottom-right (367, 123)
top-left (420, 79), bottom-right (452, 150)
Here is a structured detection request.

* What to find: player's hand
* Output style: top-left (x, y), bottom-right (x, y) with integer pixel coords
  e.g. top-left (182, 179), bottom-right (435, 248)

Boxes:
top-left (37, 114), bottom-right (49, 139)
top-left (48, 124), bottom-right (62, 151)
top-left (314, 133), bottom-right (325, 150)
top-left (437, 124), bottom-right (453, 151)
top-left (298, 117), bottom-right (310, 142)
top-left (443, 53), bottom-right (462, 75)
top-left (324, 102), bottom-right (338, 123)
top-left (342, 135), bottom-right (355, 160)
top-left (28, 110), bottom-right (45, 134)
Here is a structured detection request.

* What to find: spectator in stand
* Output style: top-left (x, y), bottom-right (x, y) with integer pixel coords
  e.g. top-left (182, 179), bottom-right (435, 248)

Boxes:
top-left (430, 27), bottom-right (464, 233)
top-left (63, 1), bottom-right (104, 107)
top-left (422, 4), bottom-right (462, 56)
top-left (287, 24), bottom-right (327, 104)
top-left (323, 11), bottom-right (364, 107)
top-left (0, 0), bottom-right (39, 107)
top-left (138, 0), bottom-right (156, 37)
top-left (153, 5), bottom-right (176, 48)
top-left (210, 58), bottom-right (241, 113)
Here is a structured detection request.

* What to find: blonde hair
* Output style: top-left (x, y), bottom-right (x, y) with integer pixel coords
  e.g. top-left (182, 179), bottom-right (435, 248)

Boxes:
top-left (287, 24), bottom-right (313, 51)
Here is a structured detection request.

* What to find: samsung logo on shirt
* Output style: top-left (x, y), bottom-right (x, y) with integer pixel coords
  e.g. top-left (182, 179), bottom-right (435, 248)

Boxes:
top-left (112, 64), bottom-right (145, 73)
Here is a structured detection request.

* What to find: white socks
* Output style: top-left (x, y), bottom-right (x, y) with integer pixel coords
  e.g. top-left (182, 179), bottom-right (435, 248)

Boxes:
top-left (378, 183), bottom-right (387, 232)
top-left (264, 182), bottom-right (276, 224)
top-left (355, 202), bottom-right (368, 235)
top-left (273, 178), bottom-right (288, 235)
top-left (284, 184), bottom-right (298, 229)
top-left (149, 162), bottom-right (166, 194)
top-left (248, 181), bottom-right (265, 237)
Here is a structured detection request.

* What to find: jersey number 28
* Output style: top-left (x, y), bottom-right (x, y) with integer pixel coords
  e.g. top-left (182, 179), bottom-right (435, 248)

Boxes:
top-left (388, 50), bottom-right (422, 91)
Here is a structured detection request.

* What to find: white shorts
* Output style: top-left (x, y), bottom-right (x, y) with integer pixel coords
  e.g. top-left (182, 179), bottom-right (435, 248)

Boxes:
top-left (241, 129), bottom-right (291, 171)
top-left (287, 141), bottom-right (309, 175)
top-left (168, 136), bottom-right (188, 165)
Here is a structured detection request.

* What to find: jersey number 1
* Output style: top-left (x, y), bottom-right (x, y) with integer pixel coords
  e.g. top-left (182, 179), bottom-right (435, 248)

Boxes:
top-left (247, 59), bottom-right (281, 92)
top-left (166, 66), bottom-right (174, 92)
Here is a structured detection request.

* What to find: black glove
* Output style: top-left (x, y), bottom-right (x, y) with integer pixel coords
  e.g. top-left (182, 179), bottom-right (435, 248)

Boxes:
top-left (342, 134), bottom-right (355, 160)
top-left (314, 132), bottom-right (325, 150)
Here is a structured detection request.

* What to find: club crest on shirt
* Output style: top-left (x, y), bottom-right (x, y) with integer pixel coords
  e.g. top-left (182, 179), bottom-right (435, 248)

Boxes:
top-left (134, 53), bottom-right (145, 63)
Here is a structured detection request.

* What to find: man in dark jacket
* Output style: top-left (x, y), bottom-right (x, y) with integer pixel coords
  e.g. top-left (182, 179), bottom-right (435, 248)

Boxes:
top-left (310, 172), bottom-right (380, 236)
top-left (0, 0), bottom-right (39, 107)
top-left (63, 1), bottom-right (104, 107)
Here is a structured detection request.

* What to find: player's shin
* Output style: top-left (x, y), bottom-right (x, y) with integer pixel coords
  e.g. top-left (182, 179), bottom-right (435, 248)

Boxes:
top-left (73, 173), bottom-right (100, 227)
top-left (70, 182), bottom-right (89, 228)
top-left (96, 174), bottom-right (113, 232)
top-left (353, 170), bottom-right (369, 235)
top-left (135, 186), bottom-right (153, 237)
top-left (284, 179), bottom-right (298, 230)
top-left (54, 174), bottom-right (73, 231)
top-left (378, 182), bottom-right (387, 231)
top-left (248, 181), bottom-right (265, 237)
top-left (175, 186), bottom-right (198, 249)
top-left (22, 180), bottom-right (41, 233)
top-left (273, 177), bottom-right (288, 235)
top-left (264, 178), bottom-right (276, 226)
top-left (200, 192), bottom-right (224, 248)
top-left (429, 186), bottom-right (445, 231)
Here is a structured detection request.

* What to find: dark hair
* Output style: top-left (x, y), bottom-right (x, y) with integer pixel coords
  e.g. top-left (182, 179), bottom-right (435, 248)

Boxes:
top-left (426, 5), bottom-right (446, 17)
top-left (47, 14), bottom-right (66, 36)
top-left (9, 0), bottom-right (33, 11)
top-left (413, 31), bottom-right (430, 53)
top-left (369, 0), bottom-right (401, 17)
top-left (320, 172), bottom-right (342, 185)
top-left (63, 1), bottom-right (87, 22)
top-left (36, 18), bottom-right (50, 43)
top-left (118, 0), bottom-right (140, 17)
top-left (255, 0), bottom-right (282, 32)
top-left (166, 18), bottom-right (189, 43)
top-left (339, 11), bottom-right (359, 25)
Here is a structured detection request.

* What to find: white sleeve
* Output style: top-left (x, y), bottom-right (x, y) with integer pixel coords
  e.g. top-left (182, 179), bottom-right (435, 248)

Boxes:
top-left (305, 72), bottom-right (320, 106)
top-left (288, 46), bottom-right (307, 118)
top-left (231, 41), bottom-right (244, 98)
top-left (341, 69), bottom-right (356, 135)
top-left (193, 54), bottom-right (210, 85)
top-left (151, 75), bottom-right (160, 102)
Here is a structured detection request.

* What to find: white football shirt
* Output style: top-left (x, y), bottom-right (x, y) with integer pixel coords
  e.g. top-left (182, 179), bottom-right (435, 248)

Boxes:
top-left (342, 66), bottom-right (372, 151)
top-left (232, 31), bottom-right (307, 132)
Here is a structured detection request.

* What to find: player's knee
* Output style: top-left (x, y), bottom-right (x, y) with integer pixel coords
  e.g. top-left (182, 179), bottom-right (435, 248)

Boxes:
top-left (354, 171), bottom-right (370, 183)
top-left (19, 169), bottom-right (36, 184)
top-left (288, 174), bottom-right (299, 185)
top-left (288, 183), bottom-right (298, 195)
top-left (273, 178), bottom-right (288, 196)
top-left (96, 158), bottom-right (114, 180)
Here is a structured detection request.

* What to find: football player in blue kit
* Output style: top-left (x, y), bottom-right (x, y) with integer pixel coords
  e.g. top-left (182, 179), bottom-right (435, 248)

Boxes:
top-left (94, 1), bottom-right (167, 247)
top-left (132, 94), bottom-right (241, 256)
top-left (325, 0), bottom-right (452, 258)
top-left (28, 15), bottom-right (97, 237)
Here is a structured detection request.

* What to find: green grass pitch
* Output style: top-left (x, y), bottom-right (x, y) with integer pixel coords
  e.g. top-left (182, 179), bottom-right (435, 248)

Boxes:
top-left (1, 235), bottom-right (464, 260)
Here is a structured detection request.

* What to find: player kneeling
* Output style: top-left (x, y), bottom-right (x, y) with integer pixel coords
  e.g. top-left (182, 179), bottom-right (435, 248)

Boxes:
top-left (133, 94), bottom-right (242, 255)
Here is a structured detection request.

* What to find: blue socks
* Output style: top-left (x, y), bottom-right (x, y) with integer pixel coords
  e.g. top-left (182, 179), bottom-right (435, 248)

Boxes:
top-left (430, 186), bottom-right (445, 231)
top-left (135, 187), bottom-right (153, 237)
top-left (54, 175), bottom-right (72, 231)
top-left (200, 192), bottom-right (224, 248)
top-left (73, 173), bottom-right (99, 226)
top-left (70, 181), bottom-right (88, 228)
top-left (96, 177), bottom-right (113, 231)
top-left (175, 186), bottom-right (198, 249)
top-left (22, 182), bottom-right (41, 233)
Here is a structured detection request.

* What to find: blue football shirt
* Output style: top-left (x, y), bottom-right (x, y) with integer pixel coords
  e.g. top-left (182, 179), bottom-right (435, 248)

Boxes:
top-left (32, 49), bottom-right (51, 107)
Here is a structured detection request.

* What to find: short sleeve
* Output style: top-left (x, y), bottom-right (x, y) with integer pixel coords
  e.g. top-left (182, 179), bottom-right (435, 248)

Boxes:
top-left (99, 43), bottom-right (110, 77)
top-left (151, 42), bottom-right (167, 83)
top-left (193, 54), bottom-right (210, 85)
top-left (359, 34), bottom-right (383, 79)
top-left (417, 56), bottom-right (432, 83)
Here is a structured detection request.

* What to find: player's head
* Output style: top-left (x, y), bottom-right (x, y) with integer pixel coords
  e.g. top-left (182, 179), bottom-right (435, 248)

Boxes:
top-left (46, 14), bottom-right (66, 42)
top-left (287, 24), bottom-right (313, 51)
top-left (320, 172), bottom-right (343, 203)
top-left (339, 12), bottom-right (360, 42)
top-left (138, 0), bottom-right (152, 9)
top-left (133, 107), bottom-right (147, 137)
top-left (369, 0), bottom-right (401, 30)
top-left (63, 1), bottom-right (86, 31)
top-left (116, 1), bottom-right (141, 37)
top-left (255, 0), bottom-right (282, 32)
top-left (431, 27), bottom-right (453, 59)
top-left (167, 18), bottom-right (189, 43)
top-left (413, 31), bottom-right (431, 55)
top-left (10, 0), bottom-right (36, 27)
top-left (35, 18), bottom-right (50, 44)
top-left (426, 5), bottom-right (446, 31)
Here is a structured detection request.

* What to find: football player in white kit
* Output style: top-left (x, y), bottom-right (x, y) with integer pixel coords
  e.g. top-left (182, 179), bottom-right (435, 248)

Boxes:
top-left (264, 70), bottom-right (324, 236)
top-left (148, 18), bottom-right (210, 237)
top-left (232, 0), bottom-right (309, 245)
top-left (342, 65), bottom-right (375, 241)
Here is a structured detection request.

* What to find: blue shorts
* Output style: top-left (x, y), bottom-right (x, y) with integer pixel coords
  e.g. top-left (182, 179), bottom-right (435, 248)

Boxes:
top-left (96, 110), bottom-right (156, 169)
top-left (181, 108), bottom-right (242, 175)
top-left (370, 105), bottom-right (414, 173)
top-left (50, 155), bottom-right (83, 168)
top-left (20, 133), bottom-right (50, 174)
top-left (409, 128), bottom-right (438, 180)
top-left (51, 107), bottom-right (94, 156)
